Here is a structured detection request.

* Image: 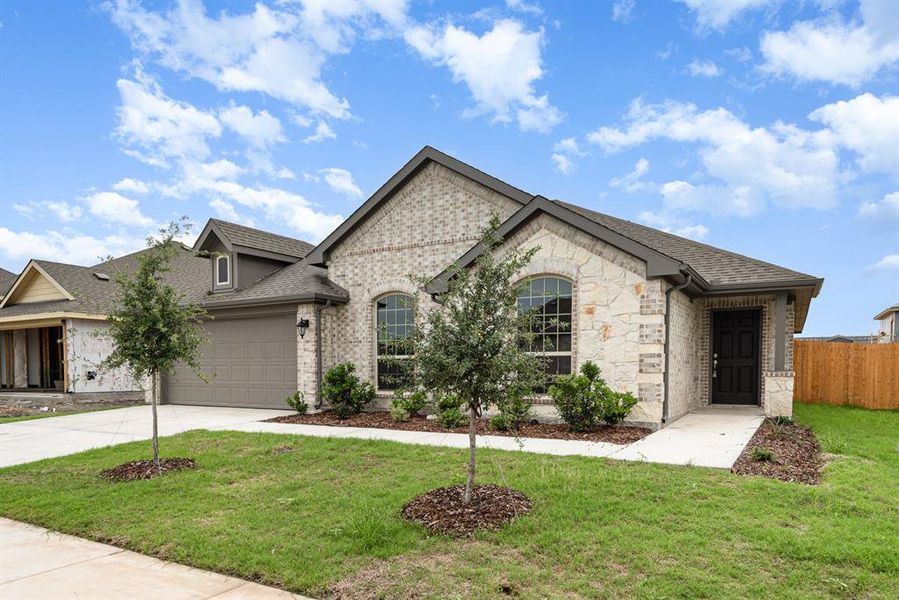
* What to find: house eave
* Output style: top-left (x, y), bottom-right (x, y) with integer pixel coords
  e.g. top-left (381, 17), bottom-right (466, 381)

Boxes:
top-left (200, 292), bottom-right (348, 310)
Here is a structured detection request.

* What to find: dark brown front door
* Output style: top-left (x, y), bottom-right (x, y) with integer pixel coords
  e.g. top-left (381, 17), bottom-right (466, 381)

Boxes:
top-left (712, 309), bottom-right (760, 405)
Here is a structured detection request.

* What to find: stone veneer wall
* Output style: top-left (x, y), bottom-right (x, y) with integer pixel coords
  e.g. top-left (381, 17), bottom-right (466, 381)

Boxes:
top-left (695, 295), bottom-right (795, 416)
top-left (65, 319), bottom-right (143, 393)
top-left (322, 162), bottom-right (522, 407)
top-left (496, 213), bottom-right (665, 426)
top-left (666, 287), bottom-right (702, 422)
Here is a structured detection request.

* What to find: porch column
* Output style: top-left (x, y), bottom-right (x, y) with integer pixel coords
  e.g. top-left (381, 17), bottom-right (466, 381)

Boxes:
top-left (774, 292), bottom-right (787, 372)
top-left (12, 330), bottom-right (27, 388)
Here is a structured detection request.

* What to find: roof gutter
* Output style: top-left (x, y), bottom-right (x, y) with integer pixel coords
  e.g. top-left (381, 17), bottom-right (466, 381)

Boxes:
top-left (663, 272), bottom-right (692, 424)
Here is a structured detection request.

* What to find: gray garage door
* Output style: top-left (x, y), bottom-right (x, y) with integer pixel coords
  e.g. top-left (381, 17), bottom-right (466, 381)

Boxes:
top-left (165, 312), bottom-right (296, 409)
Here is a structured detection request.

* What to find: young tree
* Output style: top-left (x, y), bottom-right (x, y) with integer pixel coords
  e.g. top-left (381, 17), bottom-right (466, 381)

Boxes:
top-left (409, 217), bottom-right (544, 504)
top-left (101, 221), bottom-right (208, 472)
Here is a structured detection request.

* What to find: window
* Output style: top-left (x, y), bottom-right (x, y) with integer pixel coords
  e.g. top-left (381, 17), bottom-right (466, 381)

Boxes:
top-left (517, 276), bottom-right (573, 392)
top-left (376, 294), bottom-right (414, 390)
top-left (216, 255), bottom-right (230, 286)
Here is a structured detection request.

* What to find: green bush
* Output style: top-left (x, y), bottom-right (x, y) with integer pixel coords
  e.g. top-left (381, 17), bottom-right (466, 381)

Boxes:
top-left (602, 390), bottom-right (638, 425)
top-left (549, 361), bottom-right (638, 431)
top-left (284, 391), bottom-right (308, 414)
top-left (772, 415), bottom-right (794, 426)
top-left (436, 393), bottom-right (466, 428)
top-left (751, 446), bottom-right (776, 462)
top-left (322, 362), bottom-right (375, 419)
top-left (489, 389), bottom-right (532, 431)
top-left (548, 361), bottom-right (607, 431)
top-left (389, 389), bottom-right (428, 422)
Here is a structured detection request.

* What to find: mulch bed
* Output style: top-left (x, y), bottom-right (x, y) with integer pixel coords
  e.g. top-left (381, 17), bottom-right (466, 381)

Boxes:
top-left (266, 411), bottom-right (650, 445)
top-left (401, 484), bottom-right (532, 536)
top-left (731, 419), bottom-right (822, 484)
top-left (101, 458), bottom-right (196, 482)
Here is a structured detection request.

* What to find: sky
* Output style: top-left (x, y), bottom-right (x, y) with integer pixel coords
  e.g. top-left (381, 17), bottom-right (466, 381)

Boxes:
top-left (0, 0), bottom-right (897, 337)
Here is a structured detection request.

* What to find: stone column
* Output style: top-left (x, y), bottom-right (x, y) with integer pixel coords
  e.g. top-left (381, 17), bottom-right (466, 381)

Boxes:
top-left (13, 330), bottom-right (27, 388)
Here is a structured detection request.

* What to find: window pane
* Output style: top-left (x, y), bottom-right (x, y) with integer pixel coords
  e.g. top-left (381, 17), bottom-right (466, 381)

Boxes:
top-left (376, 294), bottom-right (415, 388)
top-left (517, 277), bottom-right (573, 393)
top-left (217, 256), bottom-right (229, 283)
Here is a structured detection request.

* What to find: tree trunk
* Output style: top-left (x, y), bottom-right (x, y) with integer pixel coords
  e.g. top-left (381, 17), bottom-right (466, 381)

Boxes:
top-left (151, 370), bottom-right (160, 473)
top-left (463, 404), bottom-right (477, 505)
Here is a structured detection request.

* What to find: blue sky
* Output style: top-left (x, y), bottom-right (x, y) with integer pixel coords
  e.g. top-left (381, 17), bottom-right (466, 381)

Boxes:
top-left (0, 0), bottom-right (896, 336)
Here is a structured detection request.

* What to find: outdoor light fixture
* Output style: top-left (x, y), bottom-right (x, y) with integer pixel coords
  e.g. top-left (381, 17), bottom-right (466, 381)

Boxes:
top-left (297, 317), bottom-right (310, 338)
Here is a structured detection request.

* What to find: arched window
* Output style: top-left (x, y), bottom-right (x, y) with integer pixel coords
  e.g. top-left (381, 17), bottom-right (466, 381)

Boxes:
top-left (216, 255), bottom-right (231, 286)
top-left (375, 293), bottom-right (414, 390)
top-left (517, 276), bottom-right (573, 391)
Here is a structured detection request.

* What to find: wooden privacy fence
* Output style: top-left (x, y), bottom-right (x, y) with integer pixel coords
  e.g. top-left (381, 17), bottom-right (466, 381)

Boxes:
top-left (794, 340), bottom-right (899, 409)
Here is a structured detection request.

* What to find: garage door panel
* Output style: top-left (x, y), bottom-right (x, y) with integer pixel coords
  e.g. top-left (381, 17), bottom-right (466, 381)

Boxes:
top-left (165, 313), bottom-right (296, 409)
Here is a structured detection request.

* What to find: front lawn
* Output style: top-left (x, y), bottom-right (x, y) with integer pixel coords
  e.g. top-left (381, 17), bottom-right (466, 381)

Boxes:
top-left (1, 403), bottom-right (896, 598)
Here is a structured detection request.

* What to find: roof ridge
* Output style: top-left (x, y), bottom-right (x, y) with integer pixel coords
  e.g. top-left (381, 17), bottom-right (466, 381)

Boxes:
top-left (210, 218), bottom-right (313, 246)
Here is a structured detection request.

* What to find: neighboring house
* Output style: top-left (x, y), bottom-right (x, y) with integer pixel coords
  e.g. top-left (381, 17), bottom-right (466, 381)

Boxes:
top-left (0, 267), bottom-right (16, 299)
top-left (0, 147), bottom-right (823, 426)
top-left (874, 304), bottom-right (898, 343)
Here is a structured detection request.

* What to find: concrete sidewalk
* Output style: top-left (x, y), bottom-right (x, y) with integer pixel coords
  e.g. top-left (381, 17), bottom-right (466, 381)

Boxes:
top-left (0, 405), bottom-right (293, 468)
top-left (0, 518), bottom-right (310, 600)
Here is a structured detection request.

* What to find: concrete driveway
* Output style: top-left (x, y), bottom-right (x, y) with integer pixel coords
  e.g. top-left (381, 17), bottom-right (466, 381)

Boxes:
top-left (0, 405), bottom-right (293, 468)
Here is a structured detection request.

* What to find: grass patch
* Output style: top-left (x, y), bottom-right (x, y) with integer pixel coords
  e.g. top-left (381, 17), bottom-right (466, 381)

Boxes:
top-left (0, 404), bottom-right (140, 424)
top-left (1, 403), bottom-right (897, 598)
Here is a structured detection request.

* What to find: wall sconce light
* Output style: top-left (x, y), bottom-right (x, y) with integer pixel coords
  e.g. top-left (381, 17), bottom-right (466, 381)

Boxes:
top-left (297, 318), bottom-right (310, 338)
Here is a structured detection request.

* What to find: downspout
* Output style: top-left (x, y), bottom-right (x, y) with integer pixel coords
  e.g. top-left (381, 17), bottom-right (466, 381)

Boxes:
top-left (314, 299), bottom-right (332, 410)
top-left (663, 273), bottom-right (692, 423)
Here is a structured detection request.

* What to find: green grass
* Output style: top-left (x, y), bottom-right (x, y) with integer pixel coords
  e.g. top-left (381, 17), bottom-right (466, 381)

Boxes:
top-left (1, 403), bottom-right (896, 599)
top-left (0, 404), bottom-right (140, 424)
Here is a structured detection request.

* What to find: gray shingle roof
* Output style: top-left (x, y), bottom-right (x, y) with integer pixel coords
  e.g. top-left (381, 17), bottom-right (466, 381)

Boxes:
top-left (0, 246), bottom-right (210, 318)
top-left (0, 267), bottom-right (16, 297)
top-left (203, 262), bottom-right (349, 307)
top-left (209, 219), bottom-right (314, 258)
top-left (555, 201), bottom-right (818, 287)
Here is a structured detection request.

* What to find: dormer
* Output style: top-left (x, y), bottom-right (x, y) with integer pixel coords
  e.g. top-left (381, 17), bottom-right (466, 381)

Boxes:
top-left (193, 219), bottom-right (314, 294)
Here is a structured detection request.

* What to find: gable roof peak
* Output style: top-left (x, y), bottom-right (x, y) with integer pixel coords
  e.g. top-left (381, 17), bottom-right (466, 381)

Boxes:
top-left (195, 218), bottom-right (313, 261)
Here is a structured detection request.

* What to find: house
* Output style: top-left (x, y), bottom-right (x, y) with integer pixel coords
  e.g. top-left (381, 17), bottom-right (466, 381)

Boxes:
top-left (0, 146), bottom-right (823, 426)
top-left (873, 304), bottom-right (898, 343)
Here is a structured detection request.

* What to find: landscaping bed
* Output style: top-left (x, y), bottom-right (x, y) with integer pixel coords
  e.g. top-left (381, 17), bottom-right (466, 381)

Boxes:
top-left (731, 418), bottom-right (822, 484)
top-left (402, 484), bottom-right (532, 536)
top-left (266, 410), bottom-right (650, 444)
top-left (101, 458), bottom-right (196, 482)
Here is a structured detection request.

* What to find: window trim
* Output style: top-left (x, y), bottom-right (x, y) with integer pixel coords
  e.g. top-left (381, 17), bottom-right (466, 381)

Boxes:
top-left (215, 254), bottom-right (231, 287)
top-left (374, 292), bottom-right (415, 391)
top-left (515, 275), bottom-right (574, 392)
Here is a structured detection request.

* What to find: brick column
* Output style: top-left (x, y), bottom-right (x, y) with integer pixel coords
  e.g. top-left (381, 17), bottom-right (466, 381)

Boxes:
top-left (296, 303), bottom-right (321, 412)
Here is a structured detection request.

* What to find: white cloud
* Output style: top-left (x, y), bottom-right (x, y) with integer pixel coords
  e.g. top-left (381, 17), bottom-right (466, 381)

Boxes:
top-left (209, 198), bottom-right (255, 226)
top-left (866, 253), bottom-right (899, 273)
top-left (760, 1), bottom-right (899, 86)
top-left (809, 93), bottom-right (899, 174)
top-left (506, 0), bottom-right (543, 16)
top-left (106, 0), bottom-right (407, 119)
top-left (84, 191), bottom-right (154, 227)
top-left (112, 177), bottom-right (150, 194)
top-left (219, 103), bottom-right (284, 147)
top-left (686, 59), bottom-right (722, 78)
top-left (405, 19), bottom-right (561, 132)
top-left (587, 98), bottom-right (839, 215)
top-left (612, 0), bottom-right (636, 23)
top-left (303, 121), bottom-right (337, 144)
top-left (725, 46), bottom-right (753, 62)
top-left (679, 0), bottom-right (773, 31)
top-left (116, 73), bottom-right (221, 166)
top-left (319, 167), bottom-right (363, 199)
top-left (0, 227), bottom-right (145, 265)
top-left (551, 137), bottom-right (585, 174)
top-left (859, 191), bottom-right (899, 229)
top-left (46, 201), bottom-right (84, 222)
top-left (609, 158), bottom-right (651, 193)
top-left (638, 210), bottom-right (709, 240)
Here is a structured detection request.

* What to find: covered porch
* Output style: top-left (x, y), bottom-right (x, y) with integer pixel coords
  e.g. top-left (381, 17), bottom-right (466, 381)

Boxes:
top-left (0, 322), bottom-right (67, 392)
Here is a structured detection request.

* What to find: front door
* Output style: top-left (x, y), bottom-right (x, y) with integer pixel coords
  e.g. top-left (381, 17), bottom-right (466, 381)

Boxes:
top-left (711, 309), bottom-right (760, 405)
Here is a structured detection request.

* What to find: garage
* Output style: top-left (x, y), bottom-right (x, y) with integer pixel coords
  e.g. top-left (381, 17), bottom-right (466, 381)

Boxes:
top-left (165, 310), bottom-right (297, 409)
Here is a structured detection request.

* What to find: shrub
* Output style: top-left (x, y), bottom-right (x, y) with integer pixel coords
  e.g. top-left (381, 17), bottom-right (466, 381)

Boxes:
top-left (772, 415), bottom-right (794, 426)
top-left (548, 361), bottom-right (607, 432)
top-left (489, 389), bottom-right (532, 431)
top-left (819, 433), bottom-right (847, 455)
top-left (751, 446), bottom-right (775, 462)
top-left (284, 391), bottom-right (308, 414)
top-left (436, 393), bottom-right (466, 428)
top-left (390, 389), bottom-right (428, 422)
top-left (602, 390), bottom-right (638, 425)
top-left (322, 362), bottom-right (375, 419)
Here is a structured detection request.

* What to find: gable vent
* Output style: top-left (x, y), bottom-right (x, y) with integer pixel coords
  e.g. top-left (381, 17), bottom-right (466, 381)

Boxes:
top-left (93, 272), bottom-right (110, 281)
